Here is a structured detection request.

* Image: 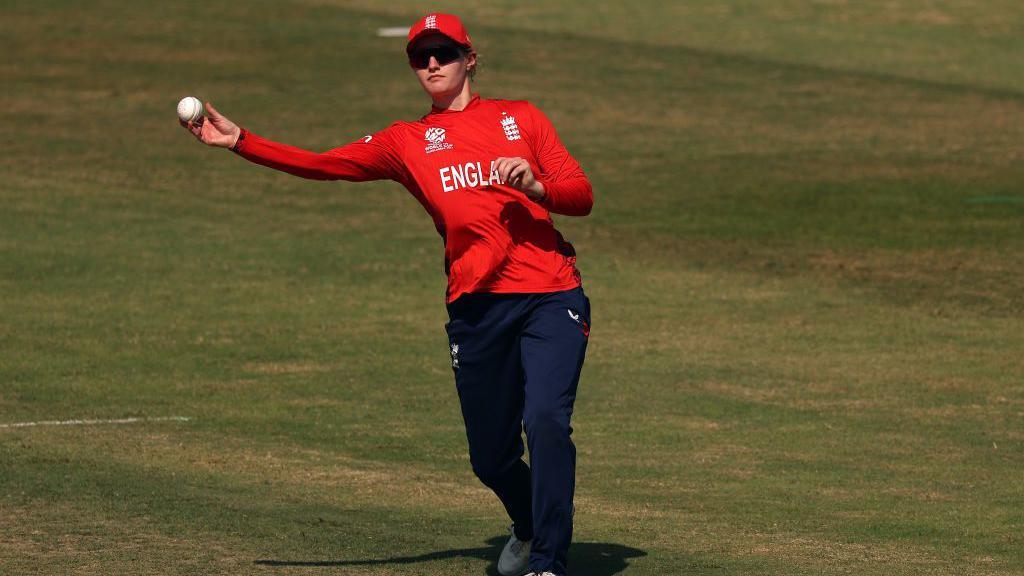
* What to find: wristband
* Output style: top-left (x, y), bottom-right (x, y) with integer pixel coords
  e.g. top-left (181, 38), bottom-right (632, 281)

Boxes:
top-left (534, 181), bottom-right (549, 205)
top-left (230, 127), bottom-right (245, 150)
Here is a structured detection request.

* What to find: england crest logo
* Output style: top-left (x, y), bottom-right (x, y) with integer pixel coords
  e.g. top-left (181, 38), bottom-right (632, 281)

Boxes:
top-left (501, 113), bottom-right (521, 141)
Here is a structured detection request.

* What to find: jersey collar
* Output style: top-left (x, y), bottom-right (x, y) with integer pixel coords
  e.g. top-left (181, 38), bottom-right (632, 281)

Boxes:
top-left (427, 93), bottom-right (482, 117)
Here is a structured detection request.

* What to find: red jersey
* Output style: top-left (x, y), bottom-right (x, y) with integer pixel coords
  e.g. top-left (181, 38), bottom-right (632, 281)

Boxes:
top-left (232, 95), bottom-right (593, 303)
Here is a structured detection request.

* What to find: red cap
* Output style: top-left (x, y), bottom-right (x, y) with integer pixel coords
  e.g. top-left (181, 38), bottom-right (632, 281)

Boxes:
top-left (406, 13), bottom-right (472, 54)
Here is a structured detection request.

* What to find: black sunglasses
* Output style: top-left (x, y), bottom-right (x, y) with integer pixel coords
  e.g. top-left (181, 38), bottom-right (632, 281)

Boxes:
top-left (409, 45), bottom-right (463, 69)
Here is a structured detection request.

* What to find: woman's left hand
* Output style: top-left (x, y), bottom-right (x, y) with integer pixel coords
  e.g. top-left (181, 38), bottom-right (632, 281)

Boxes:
top-left (494, 157), bottom-right (545, 202)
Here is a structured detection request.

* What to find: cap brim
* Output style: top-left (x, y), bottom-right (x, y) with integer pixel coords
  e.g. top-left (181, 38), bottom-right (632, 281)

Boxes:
top-left (406, 30), bottom-right (471, 54)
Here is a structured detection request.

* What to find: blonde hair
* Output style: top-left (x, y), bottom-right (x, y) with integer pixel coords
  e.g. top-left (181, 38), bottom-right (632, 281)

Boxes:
top-left (462, 47), bottom-right (478, 80)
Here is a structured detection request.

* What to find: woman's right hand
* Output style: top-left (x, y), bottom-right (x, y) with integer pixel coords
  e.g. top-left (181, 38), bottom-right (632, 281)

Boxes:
top-left (181, 102), bottom-right (241, 148)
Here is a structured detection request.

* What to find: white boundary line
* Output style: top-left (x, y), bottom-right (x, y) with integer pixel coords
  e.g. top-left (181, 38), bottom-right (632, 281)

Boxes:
top-left (0, 416), bottom-right (191, 429)
top-left (376, 26), bottom-right (410, 37)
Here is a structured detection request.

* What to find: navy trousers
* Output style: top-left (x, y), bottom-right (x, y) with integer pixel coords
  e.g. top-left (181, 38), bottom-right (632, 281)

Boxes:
top-left (445, 286), bottom-right (590, 576)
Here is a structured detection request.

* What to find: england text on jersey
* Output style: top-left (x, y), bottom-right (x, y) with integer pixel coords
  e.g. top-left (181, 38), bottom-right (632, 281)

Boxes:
top-left (439, 160), bottom-right (504, 193)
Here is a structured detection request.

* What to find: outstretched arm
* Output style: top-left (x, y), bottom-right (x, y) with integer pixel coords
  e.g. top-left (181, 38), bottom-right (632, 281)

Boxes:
top-left (180, 102), bottom-right (404, 183)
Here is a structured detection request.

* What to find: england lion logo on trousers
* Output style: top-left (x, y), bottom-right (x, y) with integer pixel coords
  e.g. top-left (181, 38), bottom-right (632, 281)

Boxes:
top-left (450, 343), bottom-right (460, 368)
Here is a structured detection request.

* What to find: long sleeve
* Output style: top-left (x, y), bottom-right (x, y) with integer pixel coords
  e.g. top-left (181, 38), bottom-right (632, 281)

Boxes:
top-left (232, 126), bottom-right (406, 183)
top-left (526, 104), bottom-right (593, 217)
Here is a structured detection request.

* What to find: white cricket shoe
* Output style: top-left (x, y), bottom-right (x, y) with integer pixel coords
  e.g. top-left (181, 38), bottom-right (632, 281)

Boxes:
top-left (497, 526), bottom-right (531, 576)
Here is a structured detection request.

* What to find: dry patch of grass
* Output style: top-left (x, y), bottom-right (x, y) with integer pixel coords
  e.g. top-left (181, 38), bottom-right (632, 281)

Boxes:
top-left (739, 532), bottom-right (997, 575)
top-left (4, 426), bottom-right (691, 546)
top-left (0, 500), bottom-right (252, 575)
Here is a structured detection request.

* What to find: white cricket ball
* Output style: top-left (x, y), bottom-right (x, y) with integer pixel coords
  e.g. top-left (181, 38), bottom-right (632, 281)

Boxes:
top-left (177, 96), bottom-right (204, 123)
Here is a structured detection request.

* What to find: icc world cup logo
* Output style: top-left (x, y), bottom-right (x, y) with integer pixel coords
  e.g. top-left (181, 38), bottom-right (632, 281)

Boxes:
top-left (425, 127), bottom-right (446, 144)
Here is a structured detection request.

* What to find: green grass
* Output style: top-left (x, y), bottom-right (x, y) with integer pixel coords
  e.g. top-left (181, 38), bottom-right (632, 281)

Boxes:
top-left (2, 1), bottom-right (1023, 574)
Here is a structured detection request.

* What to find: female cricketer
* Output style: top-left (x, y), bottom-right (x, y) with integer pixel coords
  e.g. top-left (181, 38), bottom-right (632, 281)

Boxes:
top-left (181, 13), bottom-right (592, 576)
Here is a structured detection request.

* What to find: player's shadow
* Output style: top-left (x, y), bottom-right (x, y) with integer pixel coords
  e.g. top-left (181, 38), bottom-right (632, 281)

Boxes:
top-left (254, 534), bottom-right (646, 575)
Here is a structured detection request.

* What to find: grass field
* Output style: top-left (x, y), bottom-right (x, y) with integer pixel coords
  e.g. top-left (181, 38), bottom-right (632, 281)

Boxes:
top-left (2, 1), bottom-right (1023, 574)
